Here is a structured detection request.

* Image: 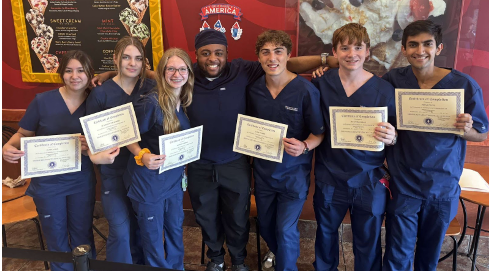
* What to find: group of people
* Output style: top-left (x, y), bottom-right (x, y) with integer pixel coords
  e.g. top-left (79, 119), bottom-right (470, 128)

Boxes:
top-left (2, 19), bottom-right (488, 271)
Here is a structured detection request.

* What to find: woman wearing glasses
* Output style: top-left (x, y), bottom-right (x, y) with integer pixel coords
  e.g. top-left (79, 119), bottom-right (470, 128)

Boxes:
top-left (124, 48), bottom-right (194, 269)
top-left (85, 36), bottom-right (153, 264)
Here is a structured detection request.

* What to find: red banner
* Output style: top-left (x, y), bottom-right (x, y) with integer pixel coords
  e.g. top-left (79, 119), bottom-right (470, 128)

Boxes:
top-left (200, 4), bottom-right (242, 20)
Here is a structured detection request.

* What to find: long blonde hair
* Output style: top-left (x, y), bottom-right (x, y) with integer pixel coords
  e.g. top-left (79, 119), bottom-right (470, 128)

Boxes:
top-left (155, 48), bottom-right (194, 134)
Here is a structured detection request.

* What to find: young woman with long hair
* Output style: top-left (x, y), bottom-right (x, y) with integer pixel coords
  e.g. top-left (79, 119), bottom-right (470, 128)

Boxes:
top-left (85, 36), bottom-right (153, 264)
top-left (124, 48), bottom-right (194, 269)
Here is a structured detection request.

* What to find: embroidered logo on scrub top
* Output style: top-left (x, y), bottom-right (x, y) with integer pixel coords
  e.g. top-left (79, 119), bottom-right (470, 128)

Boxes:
top-left (220, 88), bottom-right (226, 91)
top-left (285, 106), bottom-right (298, 112)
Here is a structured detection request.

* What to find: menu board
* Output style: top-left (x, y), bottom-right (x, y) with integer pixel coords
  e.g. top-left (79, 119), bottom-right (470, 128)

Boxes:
top-left (11, 0), bottom-right (163, 83)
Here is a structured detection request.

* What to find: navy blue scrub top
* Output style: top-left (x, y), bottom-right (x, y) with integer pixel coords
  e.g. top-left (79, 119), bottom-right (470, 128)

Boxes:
top-left (247, 75), bottom-right (324, 192)
top-left (383, 66), bottom-right (489, 200)
top-left (187, 59), bottom-right (263, 165)
top-left (19, 89), bottom-right (95, 198)
top-left (125, 92), bottom-right (191, 203)
top-left (312, 69), bottom-right (396, 188)
top-left (86, 79), bottom-right (156, 182)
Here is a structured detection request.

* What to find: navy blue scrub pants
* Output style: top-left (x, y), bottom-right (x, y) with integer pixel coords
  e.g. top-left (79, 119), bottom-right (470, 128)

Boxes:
top-left (255, 176), bottom-right (307, 271)
top-left (100, 175), bottom-right (142, 264)
top-left (313, 181), bottom-right (386, 271)
top-left (33, 187), bottom-right (96, 271)
top-left (131, 190), bottom-right (184, 269)
top-left (383, 194), bottom-right (459, 271)
top-left (187, 156), bottom-right (251, 265)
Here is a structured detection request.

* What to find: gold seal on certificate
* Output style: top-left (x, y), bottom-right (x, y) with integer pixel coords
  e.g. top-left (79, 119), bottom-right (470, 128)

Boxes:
top-left (330, 106), bottom-right (387, 151)
top-left (21, 134), bottom-right (82, 179)
top-left (233, 114), bottom-right (288, 163)
top-left (80, 103), bottom-right (141, 154)
top-left (395, 89), bottom-right (464, 135)
top-left (158, 126), bottom-right (203, 174)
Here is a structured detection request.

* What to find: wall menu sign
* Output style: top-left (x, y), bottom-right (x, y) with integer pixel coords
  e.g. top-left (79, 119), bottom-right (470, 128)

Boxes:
top-left (11, 0), bottom-right (163, 83)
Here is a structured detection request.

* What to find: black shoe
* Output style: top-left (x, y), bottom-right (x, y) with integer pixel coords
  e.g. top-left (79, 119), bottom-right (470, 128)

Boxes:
top-left (231, 264), bottom-right (249, 271)
top-left (206, 261), bottom-right (226, 271)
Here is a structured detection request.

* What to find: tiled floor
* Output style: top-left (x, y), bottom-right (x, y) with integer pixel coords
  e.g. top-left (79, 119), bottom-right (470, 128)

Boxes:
top-left (2, 216), bottom-right (489, 271)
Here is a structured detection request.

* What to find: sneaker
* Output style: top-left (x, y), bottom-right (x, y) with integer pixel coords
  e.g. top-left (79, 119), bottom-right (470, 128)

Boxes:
top-left (231, 264), bottom-right (249, 271)
top-left (262, 251), bottom-right (275, 269)
top-left (206, 261), bottom-right (226, 271)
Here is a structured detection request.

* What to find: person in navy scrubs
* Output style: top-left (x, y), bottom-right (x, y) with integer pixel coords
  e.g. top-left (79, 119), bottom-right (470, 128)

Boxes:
top-left (381, 20), bottom-right (489, 271)
top-left (247, 30), bottom-right (325, 271)
top-left (123, 48), bottom-right (194, 269)
top-left (85, 36), bottom-right (152, 264)
top-left (2, 50), bottom-right (96, 271)
top-left (92, 29), bottom-right (336, 271)
top-left (311, 23), bottom-right (396, 271)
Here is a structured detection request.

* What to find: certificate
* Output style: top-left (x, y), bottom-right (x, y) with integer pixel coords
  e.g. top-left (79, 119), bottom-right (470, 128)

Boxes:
top-left (80, 103), bottom-right (141, 154)
top-left (158, 126), bottom-right (203, 174)
top-left (233, 114), bottom-right (288, 163)
top-left (396, 89), bottom-right (464, 135)
top-left (330, 106), bottom-right (387, 151)
top-left (21, 134), bottom-right (81, 179)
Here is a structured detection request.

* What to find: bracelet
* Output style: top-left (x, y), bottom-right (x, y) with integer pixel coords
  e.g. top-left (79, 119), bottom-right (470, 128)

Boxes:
top-left (134, 148), bottom-right (151, 166)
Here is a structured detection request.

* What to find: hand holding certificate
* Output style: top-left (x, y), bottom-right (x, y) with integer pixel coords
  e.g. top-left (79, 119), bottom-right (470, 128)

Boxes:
top-left (330, 107), bottom-right (388, 151)
top-left (80, 103), bottom-right (141, 154)
top-left (21, 134), bottom-right (82, 179)
top-left (395, 89), bottom-right (464, 135)
top-left (233, 114), bottom-right (288, 163)
top-left (158, 126), bottom-right (203, 174)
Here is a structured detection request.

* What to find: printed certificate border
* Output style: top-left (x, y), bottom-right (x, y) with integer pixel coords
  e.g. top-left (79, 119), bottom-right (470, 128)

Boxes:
top-left (11, 0), bottom-right (164, 83)
top-left (159, 126), bottom-right (203, 172)
top-left (331, 108), bottom-right (386, 150)
top-left (81, 103), bottom-right (140, 153)
top-left (22, 135), bottom-right (80, 178)
top-left (234, 115), bottom-right (287, 161)
top-left (397, 90), bottom-right (463, 132)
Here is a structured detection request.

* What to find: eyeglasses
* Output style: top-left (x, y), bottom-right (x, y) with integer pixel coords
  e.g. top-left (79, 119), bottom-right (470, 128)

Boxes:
top-left (165, 67), bottom-right (188, 75)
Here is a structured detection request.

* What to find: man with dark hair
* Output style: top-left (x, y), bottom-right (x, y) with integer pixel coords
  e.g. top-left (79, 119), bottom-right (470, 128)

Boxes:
top-left (248, 30), bottom-right (325, 271)
top-left (382, 20), bottom-right (488, 271)
top-left (311, 23), bottom-right (396, 271)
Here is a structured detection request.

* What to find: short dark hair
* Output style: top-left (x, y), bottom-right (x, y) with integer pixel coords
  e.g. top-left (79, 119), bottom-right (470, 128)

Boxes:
top-left (402, 20), bottom-right (443, 48)
top-left (255, 30), bottom-right (292, 55)
top-left (332, 23), bottom-right (370, 50)
top-left (58, 50), bottom-right (94, 89)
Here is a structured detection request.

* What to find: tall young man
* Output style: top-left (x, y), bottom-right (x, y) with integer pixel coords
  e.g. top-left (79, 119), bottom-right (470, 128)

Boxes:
top-left (382, 20), bottom-right (488, 271)
top-left (247, 30), bottom-right (325, 271)
top-left (311, 23), bottom-right (396, 271)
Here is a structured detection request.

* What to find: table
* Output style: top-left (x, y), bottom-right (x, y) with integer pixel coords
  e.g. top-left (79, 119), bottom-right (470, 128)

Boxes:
top-left (460, 163), bottom-right (489, 271)
top-left (2, 179), bottom-right (30, 203)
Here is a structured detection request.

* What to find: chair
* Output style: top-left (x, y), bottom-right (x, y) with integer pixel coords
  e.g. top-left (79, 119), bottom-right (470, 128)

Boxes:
top-left (2, 195), bottom-right (49, 270)
top-left (200, 195), bottom-right (261, 270)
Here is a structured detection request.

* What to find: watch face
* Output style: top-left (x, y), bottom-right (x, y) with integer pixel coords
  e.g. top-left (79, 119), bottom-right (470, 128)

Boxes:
top-left (303, 148), bottom-right (309, 154)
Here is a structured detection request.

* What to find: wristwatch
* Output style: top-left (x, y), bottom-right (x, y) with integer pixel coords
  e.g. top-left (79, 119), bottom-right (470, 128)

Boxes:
top-left (321, 53), bottom-right (329, 66)
top-left (302, 141), bottom-right (310, 155)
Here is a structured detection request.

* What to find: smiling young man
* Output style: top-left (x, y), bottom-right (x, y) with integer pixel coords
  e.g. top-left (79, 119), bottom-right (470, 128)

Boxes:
top-left (381, 20), bottom-right (489, 271)
top-left (247, 30), bottom-right (325, 271)
top-left (311, 23), bottom-right (396, 271)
